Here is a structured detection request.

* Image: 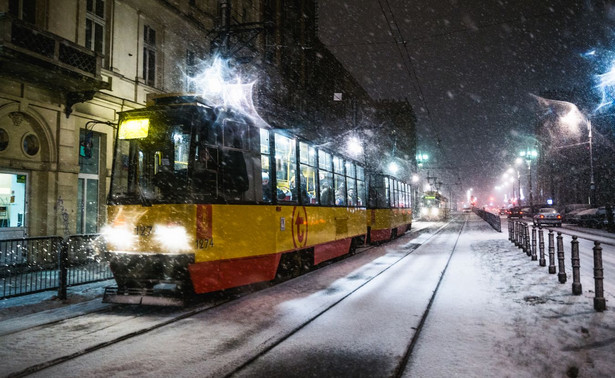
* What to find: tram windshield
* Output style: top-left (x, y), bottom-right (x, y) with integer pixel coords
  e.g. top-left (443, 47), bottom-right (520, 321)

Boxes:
top-left (109, 110), bottom-right (194, 204)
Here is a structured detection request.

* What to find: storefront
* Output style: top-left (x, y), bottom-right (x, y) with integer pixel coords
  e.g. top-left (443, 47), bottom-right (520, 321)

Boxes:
top-left (0, 172), bottom-right (27, 239)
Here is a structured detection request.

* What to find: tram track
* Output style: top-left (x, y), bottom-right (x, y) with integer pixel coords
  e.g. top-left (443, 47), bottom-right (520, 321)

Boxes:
top-left (3, 221), bottom-right (454, 377)
top-left (225, 218), bottom-right (462, 377)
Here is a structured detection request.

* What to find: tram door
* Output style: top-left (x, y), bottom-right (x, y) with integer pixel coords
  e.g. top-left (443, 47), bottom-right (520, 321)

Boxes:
top-left (0, 172), bottom-right (27, 239)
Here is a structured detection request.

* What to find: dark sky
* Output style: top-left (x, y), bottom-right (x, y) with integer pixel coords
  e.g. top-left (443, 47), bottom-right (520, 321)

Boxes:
top-left (318, 0), bottom-right (613, 205)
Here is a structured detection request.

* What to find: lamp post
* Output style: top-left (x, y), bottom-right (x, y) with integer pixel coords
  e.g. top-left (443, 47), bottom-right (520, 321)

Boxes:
top-left (520, 147), bottom-right (538, 211)
top-left (588, 121), bottom-right (596, 205)
top-left (558, 107), bottom-right (596, 206)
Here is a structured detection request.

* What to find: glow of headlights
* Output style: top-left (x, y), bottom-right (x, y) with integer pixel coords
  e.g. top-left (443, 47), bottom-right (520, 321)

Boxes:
top-left (421, 208), bottom-right (428, 215)
top-left (431, 208), bottom-right (439, 216)
top-left (101, 225), bottom-right (135, 250)
top-left (154, 225), bottom-right (191, 252)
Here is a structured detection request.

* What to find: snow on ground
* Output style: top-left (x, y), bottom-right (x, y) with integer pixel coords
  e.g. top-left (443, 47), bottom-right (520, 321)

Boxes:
top-left (0, 216), bottom-right (613, 377)
top-left (407, 218), bottom-right (614, 377)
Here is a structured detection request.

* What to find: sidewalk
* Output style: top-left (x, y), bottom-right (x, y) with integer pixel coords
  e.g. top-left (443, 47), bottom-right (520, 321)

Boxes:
top-left (405, 215), bottom-right (614, 377)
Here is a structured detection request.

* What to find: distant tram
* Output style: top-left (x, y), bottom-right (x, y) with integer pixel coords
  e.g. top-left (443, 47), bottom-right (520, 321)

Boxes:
top-left (419, 191), bottom-right (449, 221)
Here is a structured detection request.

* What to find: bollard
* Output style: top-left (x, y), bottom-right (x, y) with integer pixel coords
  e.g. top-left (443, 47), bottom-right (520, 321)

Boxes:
top-left (593, 242), bottom-right (606, 312)
top-left (570, 236), bottom-right (582, 295)
top-left (515, 222), bottom-right (521, 248)
top-left (525, 224), bottom-right (531, 257)
top-left (538, 227), bottom-right (546, 266)
top-left (513, 222), bottom-right (518, 246)
top-left (531, 226), bottom-right (537, 261)
top-left (557, 232), bottom-right (567, 284)
top-left (508, 221), bottom-right (513, 241)
top-left (548, 230), bottom-right (555, 274)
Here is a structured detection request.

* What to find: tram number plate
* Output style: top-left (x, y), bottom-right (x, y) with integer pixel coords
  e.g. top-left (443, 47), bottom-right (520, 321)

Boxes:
top-left (196, 238), bottom-right (214, 249)
top-left (135, 225), bottom-right (153, 236)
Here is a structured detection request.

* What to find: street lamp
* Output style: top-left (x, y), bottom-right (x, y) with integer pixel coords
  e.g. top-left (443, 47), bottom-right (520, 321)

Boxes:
top-left (520, 147), bottom-right (538, 211)
top-left (558, 107), bottom-right (596, 205)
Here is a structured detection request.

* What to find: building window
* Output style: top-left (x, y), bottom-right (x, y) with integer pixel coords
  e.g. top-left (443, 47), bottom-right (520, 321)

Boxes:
top-left (86, 0), bottom-right (106, 63)
top-left (22, 134), bottom-right (39, 156)
top-left (186, 50), bottom-right (197, 92)
top-left (0, 173), bottom-right (27, 230)
top-left (77, 130), bottom-right (100, 234)
top-left (9, 0), bottom-right (36, 24)
top-left (143, 25), bottom-right (157, 87)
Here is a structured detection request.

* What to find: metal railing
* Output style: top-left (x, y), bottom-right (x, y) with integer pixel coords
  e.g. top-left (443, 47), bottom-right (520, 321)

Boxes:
top-left (0, 234), bottom-right (112, 299)
top-left (474, 208), bottom-right (502, 232)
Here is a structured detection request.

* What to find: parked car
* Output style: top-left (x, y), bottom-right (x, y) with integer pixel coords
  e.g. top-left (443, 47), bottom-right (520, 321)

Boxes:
top-left (507, 207), bottom-right (523, 218)
top-left (532, 208), bottom-right (562, 227)
top-left (577, 208), bottom-right (602, 228)
top-left (520, 207), bottom-right (532, 218)
top-left (499, 208), bottom-right (508, 215)
top-left (565, 208), bottom-right (588, 224)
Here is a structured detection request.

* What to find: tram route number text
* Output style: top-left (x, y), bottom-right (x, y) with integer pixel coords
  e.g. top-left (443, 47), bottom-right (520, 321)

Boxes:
top-left (196, 238), bottom-right (214, 249)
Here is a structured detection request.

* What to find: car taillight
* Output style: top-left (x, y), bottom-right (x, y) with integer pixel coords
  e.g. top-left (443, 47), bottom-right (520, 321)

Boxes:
top-left (557, 215), bottom-right (561, 219)
top-left (540, 215), bottom-right (545, 219)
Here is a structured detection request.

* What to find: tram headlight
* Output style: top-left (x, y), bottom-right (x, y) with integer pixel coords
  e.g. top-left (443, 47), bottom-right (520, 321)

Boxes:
top-left (421, 208), bottom-right (428, 215)
top-left (101, 225), bottom-right (136, 250)
top-left (431, 208), bottom-right (439, 216)
top-left (154, 224), bottom-right (191, 252)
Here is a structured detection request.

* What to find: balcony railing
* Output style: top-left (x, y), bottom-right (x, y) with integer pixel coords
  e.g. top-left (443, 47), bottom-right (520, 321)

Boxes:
top-left (0, 13), bottom-right (107, 91)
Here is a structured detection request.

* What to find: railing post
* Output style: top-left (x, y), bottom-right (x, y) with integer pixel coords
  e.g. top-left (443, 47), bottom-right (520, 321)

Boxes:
top-left (570, 236), bottom-right (582, 295)
top-left (593, 241), bottom-right (606, 312)
top-left (508, 220), bottom-right (513, 241)
top-left (548, 230), bottom-right (555, 274)
top-left (514, 222), bottom-right (520, 247)
top-left (58, 238), bottom-right (69, 300)
top-left (525, 224), bottom-right (531, 257)
top-left (557, 232), bottom-right (567, 284)
top-left (538, 227), bottom-right (545, 266)
top-left (531, 226), bottom-right (537, 261)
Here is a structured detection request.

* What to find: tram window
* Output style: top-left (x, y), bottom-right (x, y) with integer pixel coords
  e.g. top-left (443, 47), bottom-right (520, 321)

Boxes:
top-left (318, 150), bottom-right (332, 171)
top-left (260, 129), bottom-right (270, 154)
top-left (299, 142), bottom-right (317, 165)
top-left (357, 179), bottom-right (366, 207)
top-left (333, 156), bottom-right (344, 174)
top-left (300, 164), bottom-right (316, 204)
top-left (319, 170), bottom-right (334, 205)
top-left (347, 178), bottom-right (357, 206)
top-left (274, 133), bottom-right (296, 202)
top-left (334, 173), bottom-right (346, 206)
top-left (385, 178), bottom-right (391, 207)
top-left (345, 161), bottom-right (355, 178)
top-left (357, 166), bottom-right (365, 207)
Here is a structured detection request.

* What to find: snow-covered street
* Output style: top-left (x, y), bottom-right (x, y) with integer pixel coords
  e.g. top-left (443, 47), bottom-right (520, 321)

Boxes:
top-left (1, 213), bottom-right (614, 377)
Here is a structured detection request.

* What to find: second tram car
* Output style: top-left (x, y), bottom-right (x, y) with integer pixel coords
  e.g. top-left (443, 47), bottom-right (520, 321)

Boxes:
top-left (102, 95), bottom-right (412, 305)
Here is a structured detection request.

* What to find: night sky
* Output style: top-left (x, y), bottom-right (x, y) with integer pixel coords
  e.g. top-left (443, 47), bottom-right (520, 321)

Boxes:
top-left (318, 0), bottom-right (613, 205)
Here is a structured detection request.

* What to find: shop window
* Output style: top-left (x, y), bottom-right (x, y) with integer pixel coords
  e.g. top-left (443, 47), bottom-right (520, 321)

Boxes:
top-left (0, 173), bottom-right (26, 229)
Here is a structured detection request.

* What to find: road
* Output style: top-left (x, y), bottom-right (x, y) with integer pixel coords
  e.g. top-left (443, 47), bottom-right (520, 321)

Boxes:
top-left (1, 214), bottom-right (614, 377)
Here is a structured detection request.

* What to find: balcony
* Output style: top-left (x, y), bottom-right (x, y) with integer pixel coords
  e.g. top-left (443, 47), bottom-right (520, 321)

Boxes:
top-left (0, 13), bottom-right (109, 94)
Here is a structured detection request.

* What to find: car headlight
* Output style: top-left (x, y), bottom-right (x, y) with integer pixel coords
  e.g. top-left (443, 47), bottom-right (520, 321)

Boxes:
top-left (154, 225), bottom-right (191, 252)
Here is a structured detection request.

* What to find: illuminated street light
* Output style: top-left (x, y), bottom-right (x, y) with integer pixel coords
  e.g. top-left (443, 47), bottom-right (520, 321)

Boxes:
top-left (520, 146), bottom-right (538, 210)
top-left (558, 107), bottom-right (596, 205)
top-left (388, 161), bottom-right (400, 174)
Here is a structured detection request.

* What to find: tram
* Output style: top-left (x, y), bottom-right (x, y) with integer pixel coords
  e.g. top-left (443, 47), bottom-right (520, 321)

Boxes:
top-left (419, 191), bottom-right (449, 221)
top-left (101, 94), bottom-right (412, 305)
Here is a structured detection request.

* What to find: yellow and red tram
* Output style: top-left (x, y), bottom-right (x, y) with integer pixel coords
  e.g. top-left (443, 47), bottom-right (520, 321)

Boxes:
top-left (102, 95), bottom-right (411, 304)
